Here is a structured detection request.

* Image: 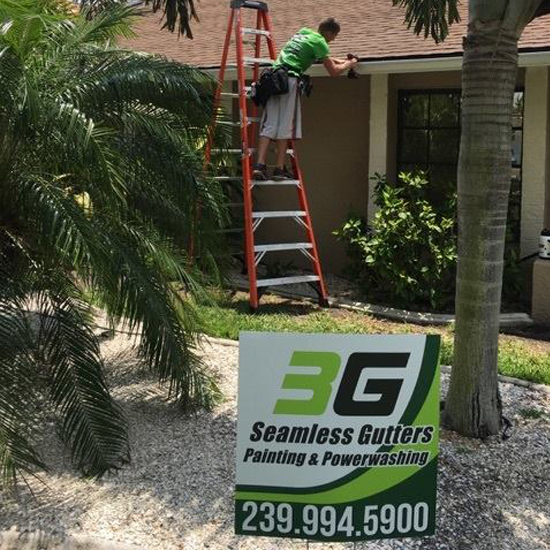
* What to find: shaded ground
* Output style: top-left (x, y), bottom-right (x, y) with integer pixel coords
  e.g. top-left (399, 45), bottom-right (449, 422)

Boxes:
top-left (211, 290), bottom-right (550, 353)
top-left (1, 338), bottom-right (549, 550)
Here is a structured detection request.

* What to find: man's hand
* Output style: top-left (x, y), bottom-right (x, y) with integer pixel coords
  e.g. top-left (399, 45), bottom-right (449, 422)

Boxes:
top-left (323, 56), bottom-right (358, 77)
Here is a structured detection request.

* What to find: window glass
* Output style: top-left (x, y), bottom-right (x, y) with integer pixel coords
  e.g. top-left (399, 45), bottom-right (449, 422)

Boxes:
top-left (401, 94), bottom-right (429, 127)
top-left (397, 89), bottom-right (524, 248)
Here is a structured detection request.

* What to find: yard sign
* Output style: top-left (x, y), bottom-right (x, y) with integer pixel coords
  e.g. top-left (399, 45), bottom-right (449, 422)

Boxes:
top-left (235, 332), bottom-right (440, 543)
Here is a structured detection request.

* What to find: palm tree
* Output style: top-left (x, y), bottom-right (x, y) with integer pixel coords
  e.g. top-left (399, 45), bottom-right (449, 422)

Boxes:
top-left (391, 0), bottom-right (550, 437)
top-left (0, 1), bottom-right (224, 488)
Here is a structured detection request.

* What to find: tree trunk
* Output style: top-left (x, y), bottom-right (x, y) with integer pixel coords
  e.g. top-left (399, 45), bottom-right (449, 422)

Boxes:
top-left (443, 21), bottom-right (519, 437)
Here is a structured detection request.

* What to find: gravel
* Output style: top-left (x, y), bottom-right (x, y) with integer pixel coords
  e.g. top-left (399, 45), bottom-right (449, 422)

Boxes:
top-left (1, 336), bottom-right (549, 550)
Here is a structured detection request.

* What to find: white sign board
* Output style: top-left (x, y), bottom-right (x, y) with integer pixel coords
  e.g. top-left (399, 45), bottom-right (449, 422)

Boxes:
top-left (235, 332), bottom-right (440, 542)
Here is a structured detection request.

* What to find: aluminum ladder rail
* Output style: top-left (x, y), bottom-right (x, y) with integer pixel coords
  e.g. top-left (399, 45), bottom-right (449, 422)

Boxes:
top-left (206, 0), bottom-right (329, 310)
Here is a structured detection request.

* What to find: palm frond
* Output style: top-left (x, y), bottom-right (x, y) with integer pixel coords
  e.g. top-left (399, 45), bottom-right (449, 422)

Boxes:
top-left (535, 0), bottom-right (550, 18)
top-left (145, 0), bottom-right (199, 38)
top-left (38, 282), bottom-right (129, 477)
top-left (67, 51), bottom-right (214, 124)
top-left (392, 0), bottom-right (460, 43)
top-left (70, 4), bottom-right (137, 43)
top-left (0, 299), bottom-right (45, 488)
top-left (88, 217), bottom-right (221, 410)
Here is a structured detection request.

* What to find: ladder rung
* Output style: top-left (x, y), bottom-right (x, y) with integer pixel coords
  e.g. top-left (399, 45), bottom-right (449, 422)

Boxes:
top-left (252, 211), bottom-right (306, 219)
top-left (214, 176), bottom-right (243, 181)
top-left (221, 89), bottom-right (251, 97)
top-left (244, 57), bottom-right (273, 65)
top-left (252, 179), bottom-right (300, 186)
top-left (228, 57), bottom-right (273, 68)
top-left (254, 243), bottom-right (313, 253)
top-left (216, 227), bottom-right (245, 234)
top-left (218, 120), bottom-right (256, 128)
top-left (256, 275), bottom-right (321, 288)
top-left (211, 149), bottom-right (256, 155)
top-left (242, 28), bottom-right (271, 37)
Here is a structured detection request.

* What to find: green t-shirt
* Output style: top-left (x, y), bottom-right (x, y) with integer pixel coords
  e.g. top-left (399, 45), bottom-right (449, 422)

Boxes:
top-left (274, 28), bottom-right (330, 76)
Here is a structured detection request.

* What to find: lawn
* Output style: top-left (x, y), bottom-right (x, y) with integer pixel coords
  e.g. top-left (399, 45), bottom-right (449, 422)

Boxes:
top-left (196, 292), bottom-right (550, 386)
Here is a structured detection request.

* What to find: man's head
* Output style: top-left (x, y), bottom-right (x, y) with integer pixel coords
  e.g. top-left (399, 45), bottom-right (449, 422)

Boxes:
top-left (318, 18), bottom-right (340, 43)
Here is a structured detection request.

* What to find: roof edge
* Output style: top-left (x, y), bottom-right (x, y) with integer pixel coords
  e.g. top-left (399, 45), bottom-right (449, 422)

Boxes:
top-left (200, 49), bottom-right (550, 78)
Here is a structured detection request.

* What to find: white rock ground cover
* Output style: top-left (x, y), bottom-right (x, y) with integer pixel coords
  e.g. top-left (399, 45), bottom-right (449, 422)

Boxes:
top-left (1, 336), bottom-right (549, 550)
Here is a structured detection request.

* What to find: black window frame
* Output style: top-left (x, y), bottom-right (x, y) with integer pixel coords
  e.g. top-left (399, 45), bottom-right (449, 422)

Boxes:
top-left (396, 87), bottom-right (525, 248)
top-left (397, 88), bottom-right (462, 176)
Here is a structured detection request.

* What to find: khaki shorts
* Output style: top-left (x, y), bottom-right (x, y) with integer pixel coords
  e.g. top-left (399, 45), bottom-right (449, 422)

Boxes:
top-left (259, 76), bottom-right (302, 140)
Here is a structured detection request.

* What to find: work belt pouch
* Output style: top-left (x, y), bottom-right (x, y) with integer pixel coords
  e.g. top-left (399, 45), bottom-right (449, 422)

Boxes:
top-left (250, 66), bottom-right (289, 107)
top-left (299, 74), bottom-right (313, 97)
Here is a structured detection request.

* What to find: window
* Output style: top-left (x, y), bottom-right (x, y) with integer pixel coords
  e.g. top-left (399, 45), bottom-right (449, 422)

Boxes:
top-left (397, 89), bottom-right (524, 248)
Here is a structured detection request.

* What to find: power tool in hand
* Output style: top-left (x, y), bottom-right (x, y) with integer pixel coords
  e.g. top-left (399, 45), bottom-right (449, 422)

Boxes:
top-left (347, 54), bottom-right (359, 79)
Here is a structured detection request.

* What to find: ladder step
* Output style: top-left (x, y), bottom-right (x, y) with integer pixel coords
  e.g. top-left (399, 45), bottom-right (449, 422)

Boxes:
top-left (254, 243), bottom-right (313, 252)
top-left (212, 148), bottom-right (291, 156)
top-left (242, 28), bottom-right (271, 37)
top-left (252, 179), bottom-right (300, 186)
top-left (252, 211), bottom-right (306, 219)
top-left (221, 92), bottom-right (240, 98)
top-left (228, 57), bottom-right (273, 67)
top-left (218, 119), bottom-right (256, 127)
top-left (256, 275), bottom-right (321, 288)
top-left (214, 176), bottom-right (243, 181)
top-left (244, 57), bottom-right (273, 65)
top-left (216, 227), bottom-right (245, 234)
top-left (211, 148), bottom-right (256, 154)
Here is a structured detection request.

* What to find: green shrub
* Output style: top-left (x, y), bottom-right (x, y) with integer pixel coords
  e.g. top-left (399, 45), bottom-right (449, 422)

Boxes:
top-left (334, 172), bottom-right (457, 311)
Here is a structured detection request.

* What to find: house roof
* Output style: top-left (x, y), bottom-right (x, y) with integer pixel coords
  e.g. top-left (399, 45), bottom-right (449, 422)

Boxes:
top-left (122, 1), bottom-right (550, 68)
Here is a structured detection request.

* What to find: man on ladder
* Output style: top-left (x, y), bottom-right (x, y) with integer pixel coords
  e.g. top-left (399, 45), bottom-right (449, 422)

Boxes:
top-left (252, 18), bottom-right (358, 181)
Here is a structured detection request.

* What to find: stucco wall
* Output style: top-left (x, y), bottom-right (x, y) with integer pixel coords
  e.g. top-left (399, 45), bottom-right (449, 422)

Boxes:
top-left (521, 67), bottom-right (549, 257)
top-left (255, 75), bottom-right (370, 275)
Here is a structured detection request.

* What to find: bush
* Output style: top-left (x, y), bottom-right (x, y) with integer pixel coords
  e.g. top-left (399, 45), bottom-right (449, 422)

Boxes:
top-left (334, 172), bottom-right (457, 311)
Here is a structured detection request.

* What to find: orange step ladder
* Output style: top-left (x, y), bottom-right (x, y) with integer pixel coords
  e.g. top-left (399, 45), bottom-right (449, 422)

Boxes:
top-left (206, 0), bottom-right (329, 310)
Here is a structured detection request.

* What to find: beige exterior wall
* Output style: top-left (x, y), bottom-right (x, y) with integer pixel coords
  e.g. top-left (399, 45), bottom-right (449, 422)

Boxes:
top-left (368, 74), bottom-right (389, 222)
top-left (522, 67), bottom-right (550, 257)
top-left (256, 75), bottom-right (370, 274)
top-left (531, 68), bottom-right (550, 324)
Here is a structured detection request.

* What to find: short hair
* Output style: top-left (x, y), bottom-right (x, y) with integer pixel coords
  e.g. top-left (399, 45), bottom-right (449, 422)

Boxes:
top-left (318, 18), bottom-right (340, 36)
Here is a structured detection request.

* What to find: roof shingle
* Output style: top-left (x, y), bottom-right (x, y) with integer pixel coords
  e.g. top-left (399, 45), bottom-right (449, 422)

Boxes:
top-left (122, 1), bottom-right (550, 67)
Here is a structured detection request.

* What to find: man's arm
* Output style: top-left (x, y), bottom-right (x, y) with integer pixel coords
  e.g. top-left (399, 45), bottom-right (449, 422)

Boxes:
top-left (323, 56), bottom-right (358, 77)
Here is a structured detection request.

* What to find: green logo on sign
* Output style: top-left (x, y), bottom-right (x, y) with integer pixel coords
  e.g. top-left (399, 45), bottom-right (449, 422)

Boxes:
top-left (274, 352), bottom-right (410, 417)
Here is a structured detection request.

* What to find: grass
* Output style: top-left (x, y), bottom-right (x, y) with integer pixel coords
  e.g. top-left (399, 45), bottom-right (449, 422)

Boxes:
top-left (518, 408), bottom-right (546, 420)
top-left (196, 292), bottom-right (550, 386)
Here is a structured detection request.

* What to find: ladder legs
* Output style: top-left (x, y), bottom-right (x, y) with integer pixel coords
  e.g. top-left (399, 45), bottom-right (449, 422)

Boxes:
top-left (234, 8), bottom-right (259, 310)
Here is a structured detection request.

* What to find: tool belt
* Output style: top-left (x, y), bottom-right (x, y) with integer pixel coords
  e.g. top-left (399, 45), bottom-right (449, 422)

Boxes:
top-left (250, 65), bottom-right (313, 107)
top-left (250, 66), bottom-right (289, 107)
top-left (298, 73), bottom-right (313, 98)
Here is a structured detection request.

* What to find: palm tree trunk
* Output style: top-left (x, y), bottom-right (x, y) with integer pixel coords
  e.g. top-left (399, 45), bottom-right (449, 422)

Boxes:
top-left (443, 21), bottom-right (519, 437)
